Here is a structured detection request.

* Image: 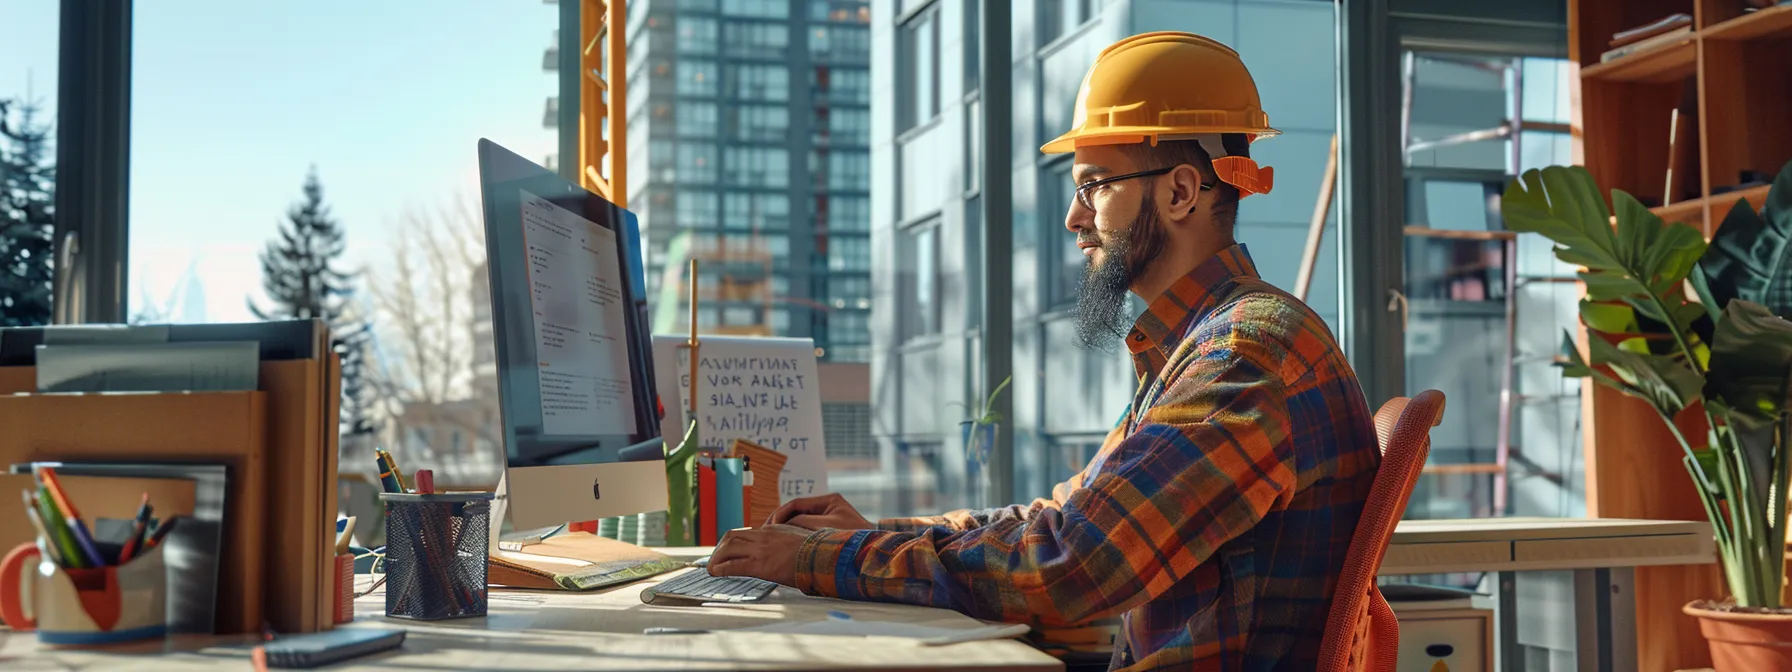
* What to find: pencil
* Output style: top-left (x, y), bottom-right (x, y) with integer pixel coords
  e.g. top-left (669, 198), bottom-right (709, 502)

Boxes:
top-left (36, 467), bottom-right (106, 567)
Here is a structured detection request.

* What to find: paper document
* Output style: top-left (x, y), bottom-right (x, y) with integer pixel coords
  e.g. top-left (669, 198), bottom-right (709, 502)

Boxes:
top-left (40, 324), bottom-right (172, 346)
top-left (35, 341), bottom-right (260, 393)
top-left (519, 188), bottom-right (637, 437)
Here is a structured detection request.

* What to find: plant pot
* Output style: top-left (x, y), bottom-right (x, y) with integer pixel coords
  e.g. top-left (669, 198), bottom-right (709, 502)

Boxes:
top-left (1685, 600), bottom-right (1792, 671)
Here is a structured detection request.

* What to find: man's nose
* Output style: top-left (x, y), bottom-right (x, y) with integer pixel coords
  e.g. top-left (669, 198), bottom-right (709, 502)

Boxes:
top-left (1065, 201), bottom-right (1092, 235)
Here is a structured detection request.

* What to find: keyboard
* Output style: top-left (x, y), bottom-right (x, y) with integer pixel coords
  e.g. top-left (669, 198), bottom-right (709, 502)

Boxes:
top-left (640, 567), bottom-right (778, 605)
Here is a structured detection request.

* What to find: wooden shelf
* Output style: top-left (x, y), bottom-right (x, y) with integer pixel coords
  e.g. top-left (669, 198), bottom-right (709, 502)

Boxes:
top-left (1702, 4), bottom-right (1792, 41)
top-left (1582, 38), bottom-right (1696, 83)
top-left (1648, 183), bottom-right (1773, 227)
top-left (1707, 183), bottom-right (1775, 223)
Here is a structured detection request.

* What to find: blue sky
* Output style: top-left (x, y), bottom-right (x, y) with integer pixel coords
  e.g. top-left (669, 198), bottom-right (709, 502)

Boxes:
top-left (3, 1), bottom-right (558, 322)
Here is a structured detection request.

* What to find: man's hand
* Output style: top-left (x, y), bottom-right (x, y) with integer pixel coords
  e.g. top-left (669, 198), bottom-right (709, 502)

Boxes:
top-left (766, 493), bottom-right (872, 530)
top-left (709, 524), bottom-right (811, 587)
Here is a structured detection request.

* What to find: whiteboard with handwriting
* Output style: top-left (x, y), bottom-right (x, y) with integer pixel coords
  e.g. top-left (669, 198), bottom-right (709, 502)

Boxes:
top-left (651, 334), bottom-right (828, 500)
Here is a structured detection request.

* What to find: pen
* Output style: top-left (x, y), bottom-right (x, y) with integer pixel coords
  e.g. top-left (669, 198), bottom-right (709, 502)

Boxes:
top-left (375, 454), bottom-right (403, 494)
top-left (643, 627), bottom-right (713, 635)
top-left (379, 450), bottom-right (411, 493)
top-left (119, 493), bottom-right (154, 564)
top-left (37, 467), bottom-right (106, 567)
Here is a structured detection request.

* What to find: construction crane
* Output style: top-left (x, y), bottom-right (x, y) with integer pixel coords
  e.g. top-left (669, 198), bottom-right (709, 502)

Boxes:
top-left (578, 0), bottom-right (627, 209)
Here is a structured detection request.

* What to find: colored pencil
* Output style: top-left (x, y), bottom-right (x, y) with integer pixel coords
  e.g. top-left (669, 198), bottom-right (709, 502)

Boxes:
top-left (21, 490), bottom-right (64, 566)
top-left (35, 486), bottom-right (87, 568)
top-left (119, 493), bottom-right (154, 564)
top-left (36, 467), bottom-right (106, 567)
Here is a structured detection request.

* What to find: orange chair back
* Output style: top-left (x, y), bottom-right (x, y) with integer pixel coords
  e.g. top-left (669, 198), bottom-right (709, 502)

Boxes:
top-left (1315, 390), bottom-right (1446, 672)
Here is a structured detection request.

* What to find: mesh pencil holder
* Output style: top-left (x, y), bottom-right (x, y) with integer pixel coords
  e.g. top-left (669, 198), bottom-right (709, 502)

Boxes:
top-left (380, 492), bottom-right (493, 621)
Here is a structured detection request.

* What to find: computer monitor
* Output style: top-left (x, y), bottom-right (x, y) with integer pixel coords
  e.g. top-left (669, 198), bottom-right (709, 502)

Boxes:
top-left (476, 138), bottom-right (667, 530)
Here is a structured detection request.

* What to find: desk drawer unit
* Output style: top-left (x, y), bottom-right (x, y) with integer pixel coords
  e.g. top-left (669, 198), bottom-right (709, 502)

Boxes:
top-left (1393, 608), bottom-right (1492, 672)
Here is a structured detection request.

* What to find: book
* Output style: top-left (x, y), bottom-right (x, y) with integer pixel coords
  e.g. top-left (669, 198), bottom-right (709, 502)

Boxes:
top-left (488, 532), bottom-right (685, 591)
top-left (1609, 13), bottom-right (1692, 48)
top-left (1601, 26), bottom-right (1693, 63)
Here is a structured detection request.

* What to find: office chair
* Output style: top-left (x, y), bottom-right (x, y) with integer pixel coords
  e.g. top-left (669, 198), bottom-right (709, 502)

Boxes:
top-left (1315, 390), bottom-right (1447, 672)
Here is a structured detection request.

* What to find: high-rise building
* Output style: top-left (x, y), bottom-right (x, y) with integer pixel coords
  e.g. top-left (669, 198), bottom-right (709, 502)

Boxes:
top-left (620, 0), bottom-right (874, 362)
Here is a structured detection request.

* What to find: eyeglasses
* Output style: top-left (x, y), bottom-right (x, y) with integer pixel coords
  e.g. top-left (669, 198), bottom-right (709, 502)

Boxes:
top-left (1073, 166), bottom-right (1214, 211)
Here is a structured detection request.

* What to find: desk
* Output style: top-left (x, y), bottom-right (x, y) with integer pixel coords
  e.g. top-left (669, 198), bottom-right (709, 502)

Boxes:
top-left (1383, 517), bottom-right (1716, 672)
top-left (0, 547), bottom-right (1062, 671)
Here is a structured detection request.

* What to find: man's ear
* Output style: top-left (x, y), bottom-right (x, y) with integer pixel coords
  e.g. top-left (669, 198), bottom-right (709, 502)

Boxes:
top-left (1160, 164), bottom-right (1204, 223)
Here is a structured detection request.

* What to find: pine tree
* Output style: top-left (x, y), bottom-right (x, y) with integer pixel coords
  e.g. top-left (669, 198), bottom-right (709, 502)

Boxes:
top-left (251, 167), bottom-right (377, 436)
top-left (0, 98), bottom-right (55, 327)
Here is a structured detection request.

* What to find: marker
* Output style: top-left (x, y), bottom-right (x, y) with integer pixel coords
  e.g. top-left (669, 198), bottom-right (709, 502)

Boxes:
top-left (378, 450), bottom-right (411, 493)
top-left (413, 469), bottom-right (435, 495)
top-left (119, 493), bottom-right (154, 564)
top-left (35, 486), bottom-right (87, 568)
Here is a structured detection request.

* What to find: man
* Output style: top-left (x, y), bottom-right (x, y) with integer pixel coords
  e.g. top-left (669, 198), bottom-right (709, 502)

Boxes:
top-left (711, 32), bottom-right (1380, 670)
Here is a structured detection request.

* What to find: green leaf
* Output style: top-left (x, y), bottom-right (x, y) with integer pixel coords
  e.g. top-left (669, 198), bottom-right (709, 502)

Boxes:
top-left (1705, 300), bottom-right (1792, 421)
top-left (1614, 190), bottom-right (1659, 270)
top-left (1691, 268), bottom-right (1724, 323)
top-left (1580, 300), bottom-right (1638, 335)
top-left (1646, 222), bottom-right (1708, 289)
top-left (1503, 167), bottom-right (1620, 268)
top-left (1581, 270), bottom-right (1644, 302)
top-left (1690, 448), bottom-right (1725, 498)
top-left (1557, 332), bottom-right (1592, 378)
top-left (1588, 333), bottom-right (1705, 417)
top-left (1702, 160), bottom-right (1792, 319)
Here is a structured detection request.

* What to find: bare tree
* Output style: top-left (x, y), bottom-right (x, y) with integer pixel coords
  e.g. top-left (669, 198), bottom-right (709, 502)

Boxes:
top-left (364, 194), bottom-right (501, 481)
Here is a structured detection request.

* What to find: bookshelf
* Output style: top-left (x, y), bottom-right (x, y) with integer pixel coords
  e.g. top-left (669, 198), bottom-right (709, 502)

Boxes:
top-left (1572, 0), bottom-right (1792, 668)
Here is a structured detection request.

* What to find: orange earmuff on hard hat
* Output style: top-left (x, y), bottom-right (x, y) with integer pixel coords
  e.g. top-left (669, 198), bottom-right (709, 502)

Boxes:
top-left (1042, 31), bottom-right (1277, 197)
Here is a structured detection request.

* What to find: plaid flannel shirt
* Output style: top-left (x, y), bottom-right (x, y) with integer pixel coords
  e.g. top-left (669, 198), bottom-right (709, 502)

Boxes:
top-left (793, 245), bottom-right (1381, 670)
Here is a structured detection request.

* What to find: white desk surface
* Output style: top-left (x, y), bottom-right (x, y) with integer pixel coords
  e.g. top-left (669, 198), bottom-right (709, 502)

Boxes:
top-left (0, 546), bottom-right (1062, 671)
top-left (1383, 517), bottom-right (1717, 575)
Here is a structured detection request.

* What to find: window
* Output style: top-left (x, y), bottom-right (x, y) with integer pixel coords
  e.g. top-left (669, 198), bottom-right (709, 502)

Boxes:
top-left (965, 100), bottom-right (981, 192)
top-left (898, 10), bottom-right (941, 131)
top-left (812, 0), bottom-right (871, 24)
top-left (0, 0), bottom-right (58, 328)
top-left (829, 196), bottom-right (869, 232)
top-left (822, 68), bottom-right (870, 105)
top-left (723, 147), bottom-right (789, 187)
top-left (678, 191), bottom-right (718, 226)
top-left (723, 0), bottom-right (787, 18)
top-left (126, 2), bottom-right (561, 491)
top-left (727, 105), bottom-right (789, 142)
top-left (830, 275), bottom-right (870, 307)
top-left (722, 22), bottom-right (788, 59)
top-left (723, 193), bottom-right (791, 229)
top-left (1046, 162), bottom-right (1080, 307)
top-left (828, 108), bottom-right (869, 145)
top-left (677, 17), bottom-right (717, 54)
top-left (678, 143), bottom-right (718, 184)
top-left (811, 26), bottom-right (869, 59)
top-left (726, 64), bottom-right (789, 102)
top-left (897, 225), bottom-right (939, 340)
top-left (1040, 0), bottom-right (1094, 46)
top-left (964, 0), bottom-right (980, 91)
top-left (677, 101), bottom-right (717, 138)
top-left (677, 60), bottom-right (717, 96)
top-left (828, 152), bottom-right (869, 190)
top-left (829, 234), bottom-right (870, 271)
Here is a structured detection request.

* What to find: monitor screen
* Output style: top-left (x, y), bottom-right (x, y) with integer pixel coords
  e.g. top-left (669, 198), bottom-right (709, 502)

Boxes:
top-left (477, 139), bottom-right (662, 468)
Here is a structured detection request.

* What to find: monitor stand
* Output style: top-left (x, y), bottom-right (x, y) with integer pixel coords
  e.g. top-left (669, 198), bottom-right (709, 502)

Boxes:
top-left (488, 470), bottom-right (510, 556)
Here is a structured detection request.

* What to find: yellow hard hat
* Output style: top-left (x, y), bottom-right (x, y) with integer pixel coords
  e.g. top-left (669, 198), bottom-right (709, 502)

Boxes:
top-left (1042, 31), bottom-right (1278, 197)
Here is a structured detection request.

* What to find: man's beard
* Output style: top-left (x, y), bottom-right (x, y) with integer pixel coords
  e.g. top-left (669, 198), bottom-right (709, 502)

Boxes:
top-left (1074, 194), bottom-right (1164, 350)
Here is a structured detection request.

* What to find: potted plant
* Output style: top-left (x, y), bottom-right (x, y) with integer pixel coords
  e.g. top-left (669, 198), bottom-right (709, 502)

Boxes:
top-left (1503, 160), bottom-right (1792, 669)
top-left (952, 376), bottom-right (1011, 507)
